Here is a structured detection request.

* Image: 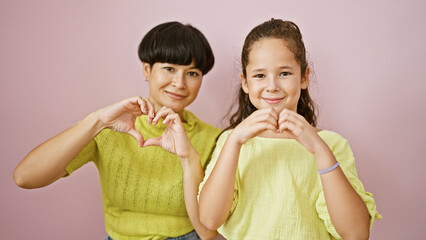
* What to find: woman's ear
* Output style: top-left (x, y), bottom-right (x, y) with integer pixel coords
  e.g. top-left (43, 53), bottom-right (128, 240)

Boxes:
top-left (301, 67), bottom-right (310, 90)
top-left (142, 62), bottom-right (151, 80)
top-left (241, 73), bottom-right (249, 93)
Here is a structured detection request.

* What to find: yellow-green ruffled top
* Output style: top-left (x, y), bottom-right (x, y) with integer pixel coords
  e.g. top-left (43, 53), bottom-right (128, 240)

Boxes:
top-left (200, 130), bottom-right (381, 240)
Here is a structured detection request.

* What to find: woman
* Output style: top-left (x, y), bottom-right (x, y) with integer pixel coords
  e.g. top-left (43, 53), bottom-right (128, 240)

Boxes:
top-left (14, 21), bottom-right (220, 240)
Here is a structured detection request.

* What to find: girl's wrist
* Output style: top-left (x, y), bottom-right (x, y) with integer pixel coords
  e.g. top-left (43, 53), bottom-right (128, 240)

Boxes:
top-left (312, 143), bottom-right (337, 169)
top-left (228, 130), bottom-right (246, 147)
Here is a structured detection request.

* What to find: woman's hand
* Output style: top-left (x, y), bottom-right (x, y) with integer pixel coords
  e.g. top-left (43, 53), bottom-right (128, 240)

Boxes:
top-left (230, 107), bottom-right (279, 145)
top-left (143, 107), bottom-right (196, 159)
top-left (97, 96), bottom-right (155, 147)
top-left (278, 108), bottom-right (325, 154)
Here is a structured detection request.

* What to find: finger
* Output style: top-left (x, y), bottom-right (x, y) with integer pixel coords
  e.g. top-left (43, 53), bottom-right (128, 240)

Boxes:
top-left (280, 108), bottom-right (307, 122)
top-left (255, 111), bottom-right (279, 129)
top-left (134, 97), bottom-right (151, 115)
top-left (143, 137), bottom-right (162, 147)
top-left (152, 107), bottom-right (175, 125)
top-left (250, 122), bottom-right (279, 137)
top-left (258, 107), bottom-right (279, 121)
top-left (121, 97), bottom-right (143, 116)
top-left (127, 128), bottom-right (144, 147)
top-left (145, 99), bottom-right (155, 124)
top-left (120, 97), bottom-right (145, 119)
top-left (279, 121), bottom-right (299, 135)
top-left (162, 113), bottom-right (180, 126)
top-left (278, 110), bottom-right (305, 127)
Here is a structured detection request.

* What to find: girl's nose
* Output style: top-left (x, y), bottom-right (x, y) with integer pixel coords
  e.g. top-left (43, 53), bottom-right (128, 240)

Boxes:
top-left (266, 76), bottom-right (279, 92)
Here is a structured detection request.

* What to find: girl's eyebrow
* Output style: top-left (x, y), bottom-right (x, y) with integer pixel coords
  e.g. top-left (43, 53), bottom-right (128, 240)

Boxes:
top-left (251, 68), bottom-right (266, 73)
top-left (251, 65), bottom-right (293, 72)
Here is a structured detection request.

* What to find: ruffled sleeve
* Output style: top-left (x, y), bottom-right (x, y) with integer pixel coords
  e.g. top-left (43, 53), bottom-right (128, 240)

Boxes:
top-left (315, 132), bottom-right (382, 239)
top-left (199, 130), bottom-right (239, 216)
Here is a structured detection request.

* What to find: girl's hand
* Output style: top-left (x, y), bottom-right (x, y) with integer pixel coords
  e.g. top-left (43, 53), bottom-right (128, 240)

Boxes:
top-left (97, 96), bottom-right (155, 147)
top-left (231, 107), bottom-right (279, 145)
top-left (278, 108), bottom-right (325, 154)
top-left (143, 107), bottom-right (196, 159)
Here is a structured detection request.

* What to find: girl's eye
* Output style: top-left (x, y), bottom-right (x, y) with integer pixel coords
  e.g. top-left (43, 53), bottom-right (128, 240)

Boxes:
top-left (187, 71), bottom-right (200, 77)
top-left (164, 67), bottom-right (174, 72)
top-left (280, 72), bottom-right (291, 77)
top-left (253, 74), bottom-right (265, 78)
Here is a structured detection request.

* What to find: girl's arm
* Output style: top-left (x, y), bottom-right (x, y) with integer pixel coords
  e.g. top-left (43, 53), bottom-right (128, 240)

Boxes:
top-left (14, 96), bottom-right (155, 189)
top-left (199, 108), bottom-right (279, 230)
top-left (279, 109), bottom-right (370, 240)
top-left (199, 133), bottom-right (243, 230)
top-left (315, 145), bottom-right (370, 240)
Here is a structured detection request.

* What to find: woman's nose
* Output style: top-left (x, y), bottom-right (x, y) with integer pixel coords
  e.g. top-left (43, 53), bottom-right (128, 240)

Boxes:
top-left (172, 73), bottom-right (186, 88)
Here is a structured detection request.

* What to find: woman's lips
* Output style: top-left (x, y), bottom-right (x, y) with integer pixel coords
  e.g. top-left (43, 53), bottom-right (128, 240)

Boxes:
top-left (263, 97), bottom-right (284, 104)
top-left (165, 91), bottom-right (186, 100)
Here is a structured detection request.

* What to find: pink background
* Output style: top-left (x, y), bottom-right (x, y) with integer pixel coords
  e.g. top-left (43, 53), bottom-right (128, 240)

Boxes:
top-left (1, 0), bottom-right (425, 239)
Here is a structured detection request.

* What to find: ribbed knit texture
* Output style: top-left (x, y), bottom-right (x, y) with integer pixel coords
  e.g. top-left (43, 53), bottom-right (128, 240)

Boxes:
top-left (200, 130), bottom-right (381, 240)
top-left (66, 110), bottom-right (221, 240)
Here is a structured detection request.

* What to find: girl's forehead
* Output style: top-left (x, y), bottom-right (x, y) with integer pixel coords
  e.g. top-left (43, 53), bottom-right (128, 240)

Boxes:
top-left (247, 38), bottom-right (298, 67)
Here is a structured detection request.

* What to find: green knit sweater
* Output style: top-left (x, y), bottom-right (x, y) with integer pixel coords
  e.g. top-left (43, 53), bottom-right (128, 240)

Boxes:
top-left (66, 110), bottom-right (221, 240)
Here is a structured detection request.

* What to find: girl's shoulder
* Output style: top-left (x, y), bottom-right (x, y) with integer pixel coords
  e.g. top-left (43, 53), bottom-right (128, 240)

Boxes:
top-left (317, 129), bottom-right (346, 141)
top-left (318, 130), bottom-right (352, 152)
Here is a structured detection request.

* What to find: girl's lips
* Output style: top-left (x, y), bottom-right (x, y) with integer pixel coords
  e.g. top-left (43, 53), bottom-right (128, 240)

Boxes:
top-left (165, 91), bottom-right (185, 100)
top-left (263, 97), bottom-right (284, 104)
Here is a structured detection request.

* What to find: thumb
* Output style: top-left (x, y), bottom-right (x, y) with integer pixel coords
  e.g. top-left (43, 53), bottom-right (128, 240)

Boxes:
top-left (127, 128), bottom-right (144, 147)
top-left (143, 137), bottom-right (162, 148)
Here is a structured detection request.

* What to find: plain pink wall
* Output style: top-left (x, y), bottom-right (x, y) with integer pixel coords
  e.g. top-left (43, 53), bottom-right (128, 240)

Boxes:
top-left (1, 0), bottom-right (425, 239)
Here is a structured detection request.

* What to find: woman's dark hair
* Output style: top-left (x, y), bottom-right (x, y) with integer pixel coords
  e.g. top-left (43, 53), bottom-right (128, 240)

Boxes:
top-left (138, 21), bottom-right (214, 75)
top-left (226, 19), bottom-right (317, 130)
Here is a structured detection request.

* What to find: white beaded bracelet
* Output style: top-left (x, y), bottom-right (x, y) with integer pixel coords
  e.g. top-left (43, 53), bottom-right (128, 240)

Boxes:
top-left (318, 162), bottom-right (340, 175)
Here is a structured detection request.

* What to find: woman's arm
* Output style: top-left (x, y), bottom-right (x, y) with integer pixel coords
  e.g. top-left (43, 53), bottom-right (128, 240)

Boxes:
top-left (14, 96), bottom-right (154, 189)
top-left (14, 111), bottom-right (104, 189)
top-left (279, 109), bottom-right (370, 240)
top-left (181, 151), bottom-right (218, 240)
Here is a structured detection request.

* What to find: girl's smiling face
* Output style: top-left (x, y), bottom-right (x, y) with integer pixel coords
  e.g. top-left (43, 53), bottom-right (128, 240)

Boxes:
top-left (241, 38), bottom-right (309, 113)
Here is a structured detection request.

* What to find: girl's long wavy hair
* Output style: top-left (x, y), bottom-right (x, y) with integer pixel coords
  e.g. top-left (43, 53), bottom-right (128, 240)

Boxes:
top-left (225, 19), bottom-right (317, 130)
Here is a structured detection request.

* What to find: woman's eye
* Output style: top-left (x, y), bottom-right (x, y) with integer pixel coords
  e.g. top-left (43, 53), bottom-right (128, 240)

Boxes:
top-left (280, 72), bottom-right (291, 77)
top-left (187, 71), bottom-right (200, 77)
top-left (164, 67), bottom-right (174, 72)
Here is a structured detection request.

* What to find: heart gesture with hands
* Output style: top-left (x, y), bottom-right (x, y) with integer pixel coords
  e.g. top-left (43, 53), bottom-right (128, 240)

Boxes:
top-left (97, 96), bottom-right (195, 159)
top-left (278, 108), bottom-right (326, 154)
top-left (143, 106), bottom-right (196, 159)
top-left (230, 107), bottom-right (280, 145)
top-left (232, 107), bottom-right (325, 155)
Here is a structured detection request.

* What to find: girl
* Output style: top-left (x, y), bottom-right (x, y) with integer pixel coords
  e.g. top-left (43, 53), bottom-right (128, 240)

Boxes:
top-left (199, 19), bottom-right (381, 239)
top-left (14, 22), bottom-right (220, 240)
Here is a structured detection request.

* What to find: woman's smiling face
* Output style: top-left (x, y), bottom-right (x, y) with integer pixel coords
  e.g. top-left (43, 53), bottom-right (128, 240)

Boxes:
top-left (143, 61), bottom-right (203, 116)
top-left (242, 38), bottom-right (309, 113)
